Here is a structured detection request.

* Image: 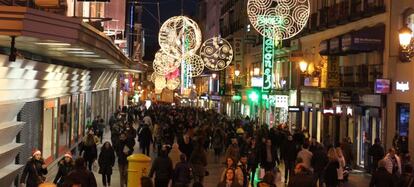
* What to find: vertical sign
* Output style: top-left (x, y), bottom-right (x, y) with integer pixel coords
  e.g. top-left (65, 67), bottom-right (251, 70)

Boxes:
top-left (234, 37), bottom-right (243, 65)
top-left (219, 70), bottom-right (226, 95)
top-left (262, 35), bottom-right (274, 91)
top-left (327, 56), bottom-right (340, 87)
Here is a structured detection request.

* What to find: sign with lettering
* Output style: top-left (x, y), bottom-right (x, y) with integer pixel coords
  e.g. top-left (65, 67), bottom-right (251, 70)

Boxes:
top-left (396, 81), bottom-right (410, 92)
top-left (262, 35), bottom-right (274, 91)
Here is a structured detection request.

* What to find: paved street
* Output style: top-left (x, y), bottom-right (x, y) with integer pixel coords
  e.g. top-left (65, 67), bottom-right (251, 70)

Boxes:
top-left (46, 127), bottom-right (371, 187)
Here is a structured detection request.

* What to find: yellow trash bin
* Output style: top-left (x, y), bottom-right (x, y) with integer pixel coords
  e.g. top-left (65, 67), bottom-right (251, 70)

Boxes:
top-left (127, 153), bottom-right (152, 187)
top-left (39, 183), bottom-right (56, 187)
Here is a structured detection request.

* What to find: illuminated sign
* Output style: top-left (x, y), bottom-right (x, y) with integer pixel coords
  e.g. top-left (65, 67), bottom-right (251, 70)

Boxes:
top-left (251, 77), bottom-right (264, 87)
top-left (288, 106), bottom-right (301, 112)
top-left (323, 109), bottom-right (334, 114)
top-left (262, 34), bottom-right (274, 91)
top-left (347, 107), bottom-right (353, 116)
top-left (336, 106), bottom-right (343, 114)
top-left (257, 15), bottom-right (283, 26)
top-left (396, 81), bottom-right (409, 92)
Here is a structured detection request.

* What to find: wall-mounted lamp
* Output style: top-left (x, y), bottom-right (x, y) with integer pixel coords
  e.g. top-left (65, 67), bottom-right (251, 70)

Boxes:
top-left (299, 60), bottom-right (308, 73)
top-left (212, 73), bottom-right (217, 79)
top-left (235, 69), bottom-right (240, 77)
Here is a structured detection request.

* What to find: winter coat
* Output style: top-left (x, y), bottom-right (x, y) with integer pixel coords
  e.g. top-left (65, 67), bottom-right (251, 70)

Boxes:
top-left (311, 147), bottom-right (328, 173)
top-left (178, 138), bottom-right (194, 159)
top-left (369, 144), bottom-right (385, 163)
top-left (149, 155), bottom-right (173, 180)
top-left (79, 141), bottom-right (97, 161)
top-left (190, 147), bottom-right (208, 178)
top-left (173, 161), bottom-right (192, 185)
top-left (20, 158), bottom-right (48, 187)
top-left (369, 167), bottom-right (394, 187)
top-left (225, 144), bottom-right (241, 162)
top-left (287, 171), bottom-right (317, 187)
top-left (138, 125), bottom-right (153, 147)
top-left (98, 148), bottom-right (115, 175)
top-left (116, 140), bottom-right (134, 165)
top-left (63, 168), bottom-right (97, 187)
top-left (282, 140), bottom-right (297, 163)
top-left (324, 160), bottom-right (339, 186)
top-left (53, 160), bottom-right (74, 185)
top-left (384, 153), bottom-right (402, 175)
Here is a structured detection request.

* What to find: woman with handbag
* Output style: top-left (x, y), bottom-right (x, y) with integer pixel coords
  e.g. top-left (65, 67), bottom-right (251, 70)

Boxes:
top-left (98, 142), bottom-right (115, 187)
top-left (20, 150), bottom-right (48, 187)
top-left (53, 152), bottom-right (74, 186)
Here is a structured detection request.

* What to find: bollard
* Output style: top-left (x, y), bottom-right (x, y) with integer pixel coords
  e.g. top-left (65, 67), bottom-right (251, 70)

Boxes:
top-left (127, 153), bottom-right (152, 187)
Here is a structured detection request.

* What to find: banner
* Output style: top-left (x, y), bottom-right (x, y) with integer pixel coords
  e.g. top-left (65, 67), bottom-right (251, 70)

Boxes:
top-left (233, 37), bottom-right (243, 64)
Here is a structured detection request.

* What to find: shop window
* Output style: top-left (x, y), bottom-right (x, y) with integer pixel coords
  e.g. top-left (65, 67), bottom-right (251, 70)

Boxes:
top-left (397, 103), bottom-right (410, 137)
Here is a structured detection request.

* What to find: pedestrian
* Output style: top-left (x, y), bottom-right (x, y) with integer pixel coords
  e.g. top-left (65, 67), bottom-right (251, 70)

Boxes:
top-left (225, 137), bottom-right (241, 163)
top-left (98, 118), bottom-right (105, 143)
top-left (79, 130), bottom-right (98, 171)
top-left (369, 159), bottom-right (394, 187)
top-left (217, 168), bottom-right (242, 187)
top-left (324, 147), bottom-right (339, 187)
top-left (141, 176), bottom-right (154, 187)
top-left (311, 143), bottom-right (328, 187)
top-left (282, 134), bottom-right (297, 184)
top-left (260, 138), bottom-right (277, 172)
top-left (54, 152), bottom-right (74, 186)
top-left (336, 147), bottom-right (346, 182)
top-left (237, 155), bottom-right (249, 187)
top-left (98, 142), bottom-right (115, 187)
top-left (64, 157), bottom-right (97, 187)
top-left (190, 144), bottom-right (208, 183)
top-left (212, 127), bottom-right (225, 162)
top-left (173, 154), bottom-right (192, 187)
top-left (369, 138), bottom-right (385, 172)
top-left (247, 138), bottom-right (259, 187)
top-left (287, 163), bottom-right (316, 187)
top-left (149, 147), bottom-right (173, 187)
top-left (20, 150), bottom-right (48, 187)
top-left (178, 134), bottom-right (193, 160)
top-left (116, 133), bottom-right (134, 187)
top-left (138, 123), bottom-right (153, 156)
top-left (384, 148), bottom-right (402, 186)
top-left (297, 141), bottom-right (313, 171)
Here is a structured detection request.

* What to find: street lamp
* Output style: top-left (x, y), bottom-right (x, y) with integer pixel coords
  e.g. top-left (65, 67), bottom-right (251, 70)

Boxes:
top-left (212, 73), bottom-right (217, 79)
top-left (235, 69), bottom-right (240, 77)
top-left (299, 60), bottom-right (308, 73)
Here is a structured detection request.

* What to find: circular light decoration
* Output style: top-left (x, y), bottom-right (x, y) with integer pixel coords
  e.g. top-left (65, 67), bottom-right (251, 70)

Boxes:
top-left (158, 16), bottom-right (202, 58)
top-left (155, 88), bottom-right (163, 94)
top-left (200, 37), bottom-right (233, 71)
top-left (166, 78), bottom-right (181, 90)
top-left (150, 72), bottom-right (165, 82)
top-left (153, 50), bottom-right (181, 73)
top-left (247, 0), bottom-right (310, 40)
top-left (184, 54), bottom-right (204, 77)
top-left (154, 76), bottom-right (166, 90)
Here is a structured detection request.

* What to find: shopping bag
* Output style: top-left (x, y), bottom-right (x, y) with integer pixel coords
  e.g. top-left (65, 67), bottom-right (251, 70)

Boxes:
top-left (92, 160), bottom-right (99, 172)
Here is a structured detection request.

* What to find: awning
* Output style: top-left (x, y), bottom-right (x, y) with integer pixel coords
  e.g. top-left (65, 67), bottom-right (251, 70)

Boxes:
top-left (319, 24), bottom-right (385, 56)
top-left (0, 6), bottom-right (145, 71)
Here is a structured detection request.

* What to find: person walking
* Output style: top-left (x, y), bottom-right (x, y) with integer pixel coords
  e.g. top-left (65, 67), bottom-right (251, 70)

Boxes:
top-left (149, 147), bottom-right (173, 187)
top-left (247, 138), bottom-right (259, 187)
top-left (384, 148), bottom-right (402, 186)
top-left (20, 150), bottom-right (48, 187)
top-left (212, 127), bottom-right (225, 163)
top-left (116, 133), bottom-right (134, 187)
top-left (369, 138), bottom-right (385, 173)
top-left (311, 144), bottom-right (328, 187)
top-left (190, 144), bottom-right (208, 183)
top-left (63, 157), bottom-right (97, 187)
top-left (138, 123), bottom-right (153, 156)
top-left (282, 135), bottom-right (298, 184)
top-left (178, 134), bottom-right (193, 160)
top-left (98, 142), bottom-right (115, 187)
top-left (287, 163), bottom-right (317, 187)
top-left (173, 154), bottom-right (192, 187)
top-left (336, 147), bottom-right (346, 182)
top-left (53, 152), bottom-right (74, 186)
top-left (260, 138), bottom-right (277, 172)
top-left (217, 168), bottom-right (242, 187)
top-left (297, 141), bottom-right (313, 171)
top-left (324, 148), bottom-right (340, 187)
top-left (369, 159), bottom-right (394, 187)
top-left (79, 130), bottom-right (98, 171)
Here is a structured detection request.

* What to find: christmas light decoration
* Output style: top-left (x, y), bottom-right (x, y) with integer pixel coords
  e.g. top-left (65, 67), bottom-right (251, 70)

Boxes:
top-left (247, 0), bottom-right (310, 40)
top-left (154, 76), bottom-right (166, 90)
top-left (158, 16), bottom-right (202, 59)
top-left (184, 54), bottom-right (204, 77)
top-left (200, 37), bottom-right (234, 71)
top-left (166, 78), bottom-right (181, 90)
top-left (153, 50), bottom-right (181, 73)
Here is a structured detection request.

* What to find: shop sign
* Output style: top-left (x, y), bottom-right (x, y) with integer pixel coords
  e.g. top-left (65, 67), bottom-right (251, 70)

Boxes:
top-left (327, 56), bottom-right (340, 87)
top-left (346, 107), bottom-right (353, 116)
top-left (251, 77), bottom-right (264, 87)
top-left (233, 38), bottom-right (243, 63)
top-left (339, 91), bottom-right (352, 103)
top-left (219, 70), bottom-right (226, 95)
top-left (336, 105), bottom-right (343, 114)
top-left (304, 77), bottom-right (320, 87)
top-left (262, 35), bottom-right (274, 91)
top-left (319, 40), bottom-right (329, 55)
top-left (329, 37), bottom-right (340, 54)
top-left (360, 94), bottom-right (381, 107)
top-left (210, 95), bottom-right (221, 101)
top-left (323, 108), bottom-right (335, 114)
top-left (200, 96), bottom-right (208, 100)
top-left (396, 81), bottom-right (410, 92)
top-left (288, 106), bottom-right (301, 112)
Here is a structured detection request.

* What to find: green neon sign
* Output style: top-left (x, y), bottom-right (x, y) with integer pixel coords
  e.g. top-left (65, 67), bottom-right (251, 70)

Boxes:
top-left (262, 33), bottom-right (274, 91)
top-left (257, 15), bottom-right (283, 27)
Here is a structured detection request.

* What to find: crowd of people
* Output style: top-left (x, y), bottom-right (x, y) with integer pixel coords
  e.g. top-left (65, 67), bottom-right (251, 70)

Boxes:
top-left (18, 103), bottom-right (414, 187)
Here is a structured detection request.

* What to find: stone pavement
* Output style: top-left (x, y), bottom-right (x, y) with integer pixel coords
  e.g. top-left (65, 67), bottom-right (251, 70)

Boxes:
top-left (46, 127), bottom-right (371, 187)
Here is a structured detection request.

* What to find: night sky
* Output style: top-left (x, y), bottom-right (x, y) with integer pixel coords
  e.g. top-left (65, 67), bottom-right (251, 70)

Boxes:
top-left (141, 0), bottom-right (199, 61)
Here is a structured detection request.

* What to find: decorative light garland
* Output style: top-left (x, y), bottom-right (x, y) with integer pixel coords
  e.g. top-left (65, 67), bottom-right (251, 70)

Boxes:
top-left (247, 0), bottom-right (310, 40)
top-left (200, 37), bottom-right (234, 71)
top-left (166, 78), bottom-right (181, 90)
top-left (184, 54), bottom-right (204, 77)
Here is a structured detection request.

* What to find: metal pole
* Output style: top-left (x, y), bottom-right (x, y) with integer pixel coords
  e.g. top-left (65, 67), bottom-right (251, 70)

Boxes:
top-left (73, 0), bottom-right (76, 17)
top-left (157, 0), bottom-right (161, 29)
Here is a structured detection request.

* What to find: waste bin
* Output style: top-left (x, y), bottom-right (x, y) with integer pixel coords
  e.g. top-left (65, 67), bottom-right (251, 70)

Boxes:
top-left (39, 183), bottom-right (56, 187)
top-left (127, 154), bottom-right (152, 187)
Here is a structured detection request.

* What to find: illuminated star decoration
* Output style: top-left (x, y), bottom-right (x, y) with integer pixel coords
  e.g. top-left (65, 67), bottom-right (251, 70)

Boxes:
top-left (200, 37), bottom-right (234, 71)
top-left (158, 16), bottom-right (202, 59)
top-left (247, 0), bottom-right (310, 40)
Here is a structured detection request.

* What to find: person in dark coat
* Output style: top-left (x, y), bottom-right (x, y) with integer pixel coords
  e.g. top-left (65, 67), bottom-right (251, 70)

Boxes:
top-left (324, 148), bottom-right (339, 187)
top-left (287, 163), bottom-right (316, 187)
top-left (247, 138), bottom-right (259, 187)
top-left (369, 138), bottom-right (385, 172)
top-left (116, 133), bottom-right (134, 187)
top-left (98, 142), bottom-right (115, 187)
top-left (190, 144), bottom-right (208, 183)
top-left (63, 157), bottom-right (97, 187)
top-left (54, 152), bottom-right (74, 186)
top-left (311, 143), bottom-right (328, 187)
top-left (217, 168), bottom-right (242, 187)
top-left (369, 159), bottom-right (394, 187)
top-left (173, 154), bottom-right (192, 187)
top-left (178, 134), bottom-right (194, 160)
top-left (79, 130), bottom-right (98, 171)
top-left (282, 135), bottom-right (297, 183)
top-left (138, 123), bottom-right (153, 156)
top-left (149, 148), bottom-right (174, 187)
top-left (20, 150), bottom-right (48, 187)
top-left (260, 138), bottom-right (277, 172)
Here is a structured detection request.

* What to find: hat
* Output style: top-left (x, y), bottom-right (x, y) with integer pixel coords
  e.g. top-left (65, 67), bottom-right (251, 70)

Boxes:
top-left (64, 152), bottom-right (72, 159)
top-left (32, 150), bottom-right (41, 156)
